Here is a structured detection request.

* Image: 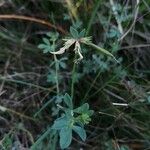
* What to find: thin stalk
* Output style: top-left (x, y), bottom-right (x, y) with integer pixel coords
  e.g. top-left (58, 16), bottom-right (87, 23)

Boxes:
top-left (86, 0), bottom-right (101, 35)
top-left (53, 55), bottom-right (60, 150)
top-left (51, 133), bottom-right (58, 150)
top-left (54, 54), bottom-right (60, 94)
top-left (71, 55), bottom-right (77, 99)
top-left (0, 76), bottom-right (55, 92)
top-left (50, 15), bottom-right (60, 95)
top-left (30, 127), bottom-right (52, 150)
top-left (51, 18), bottom-right (60, 150)
top-left (0, 105), bottom-right (35, 121)
top-left (83, 70), bottom-right (101, 102)
top-left (118, 0), bottom-right (140, 41)
top-left (52, 50), bottom-right (59, 150)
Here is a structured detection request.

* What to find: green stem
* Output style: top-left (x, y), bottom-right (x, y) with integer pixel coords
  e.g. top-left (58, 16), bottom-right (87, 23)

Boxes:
top-left (54, 54), bottom-right (59, 94)
top-left (51, 15), bottom-right (60, 95)
top-left (52, 39), bottom-right (60, 95)
top-left (52, 42), bottom-right (60, 149)
top-left (86, 0), bottom-right (101, 35)
top-left (71, 55), bottom-right (77, 99)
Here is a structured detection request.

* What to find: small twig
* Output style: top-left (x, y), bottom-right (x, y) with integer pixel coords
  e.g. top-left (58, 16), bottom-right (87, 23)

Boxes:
top-left (0, 105), bottom-right (35, 121)
top-left (119, 44), bottom-right (150, 50)
top-left (112, 103), bottom-right (128, 107)
top-left (0, 76), bottom-right (56, 92)
top-left (118, 0), bottom-right (140, 41)
top-left (0, 14), bottom-right (67, 34)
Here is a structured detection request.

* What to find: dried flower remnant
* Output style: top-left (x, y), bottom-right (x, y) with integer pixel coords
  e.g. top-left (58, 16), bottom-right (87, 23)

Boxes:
top-left (50, 37), bottom-right (92, 63)
top-left (50, 26), bottom-right (117, 63)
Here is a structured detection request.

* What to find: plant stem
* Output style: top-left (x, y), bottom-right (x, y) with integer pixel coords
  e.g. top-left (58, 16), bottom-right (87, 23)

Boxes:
top-left (53, 41), bottom-right (60, 94)
top-left (71, 55), bottom-right (77, 99)
top-left (54, 55), bottom-right (59, 94)
top-left (86, 0), bottom-right (101, 35)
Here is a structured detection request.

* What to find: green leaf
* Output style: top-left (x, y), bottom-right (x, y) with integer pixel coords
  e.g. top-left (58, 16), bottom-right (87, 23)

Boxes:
top-left (59, 127), bottom-right (72, 149)
top-left (73, 21), bottom-right (82, 29)
top-left (38, 44), bottom-right (47, 49)
top-left (79, 29), bottom-right (86, 37)
top-left (64, 93), bottom-right (73, 109)
top-left (52, 116), bottom-right (68, 130)
top-left (87, 110), bottom-right (94, 116)
top-left (70, 27), bottom-right (79, 38)
top-left (74, 103), bottom-right (89, 114)
top-left (83, 42), bottom-right (118, 62)
top-left (59, 62), bottom-right (67, 69)
top-left (73, 126), bottom-right (86, 141)
top-left (43, 38), bottom-right (50, 45)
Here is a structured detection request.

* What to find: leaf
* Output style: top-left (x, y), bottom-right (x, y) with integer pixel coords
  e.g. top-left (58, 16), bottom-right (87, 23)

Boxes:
top-left (74, 103), bottom-right (89, 114)
top-left (83, 42), bottom-right (118, 62)
top-left (73, 126), bottom-right (86, 141)
top-left (64, 93), bottom-right (73, 109)
top-left (73, 21), bottom-right (82, 29)
top-left (38, 44), bottom-right (47, 49)
top-left (46, 32), bottom-right (59, 41)
top-left (51, 116), bottom-right (68, 130)
top-left (43, 38), bottom-right (50, 45)
top-left (59, 127), bottom-right (72, 149)
top-left (59, 62), bottom-right (66, 69)
top-left (87, 110), bottom-right (94, 116)
top-left (79, 29), bottom-right (86, 37)
top-left (70, 27), bottom-right (79, 38)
